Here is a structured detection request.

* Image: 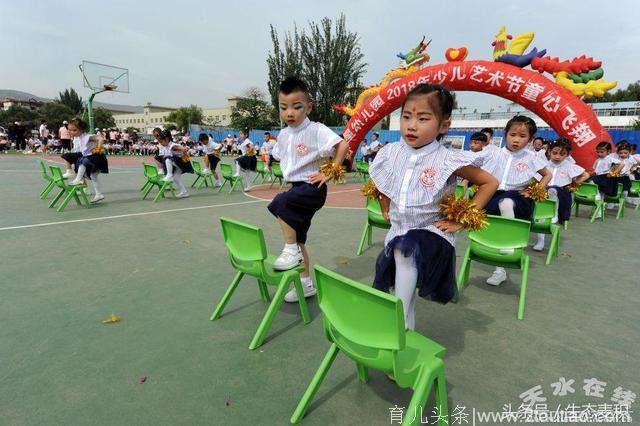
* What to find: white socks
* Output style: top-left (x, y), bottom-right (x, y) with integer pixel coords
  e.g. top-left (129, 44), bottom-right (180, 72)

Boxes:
top-left (172, 169), bottom-right (187, 193)
top-left (548, 188), bottom-right (560, 222)
top-left (76, 164), bottom-right (87, 180)
top-left (393, 248), bottom-right (418, 330)
top-left (498, 198), bottom-right (515, 218)
top-left (533, 234), bottom-right (545, 251)
top-left (165, 158), bottom-right (174, 176)
top-left (284, 243), bottom-right (299, 253)
top-left (91, 173), bottom-right (102, 196)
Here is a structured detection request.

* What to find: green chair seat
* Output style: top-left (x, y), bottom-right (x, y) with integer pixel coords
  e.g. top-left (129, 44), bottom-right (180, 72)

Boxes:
top-left (141, 162), bottom-right (176, 202)
top-left (356, 197), bottom-right (392, 256)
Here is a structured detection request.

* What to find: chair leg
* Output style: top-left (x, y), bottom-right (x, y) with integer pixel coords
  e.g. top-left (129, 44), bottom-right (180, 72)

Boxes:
top-left (456, 247), bottom-right (472, 291)
top-left (48, 189), bottom-right (65, 208)
top-left (140, 181), bottom-right (152, 192)
top-left (356, 362), bottom-right (369, 383)
top-left (210, 271), bottom-right (244, 321)
top-left (249, 275), bottom-right (290, 350)
top-left (290, 344), bottom-right (340, 424)
top-left (142, 182), bottom-right (155, 200)
top-left (292, 275), bottom-right (310, 324)
top-left (78, 189), bottom-right (91, 207)
top-left (546, 228), bottom-right (558, 265)
top-left (616, 201), bottom-right (624, 219)
top-left (517, 256), bottom-right (530, 320)
top-left (40, 181), bottom-right (54, 199)
top-left (217, 179), bottom-right (228, 193)
top-left (355, 223), bottom-right (370, 256)
top-left (57, 190), bottom-right (75, 212)
top-left (434, 368), bottom-right (449, 426)
top-left (404, 366), bottom-right (439, 426)
top-left (153, 185), bottom-right (165, 202)
top-left (574, 202), bottom-right (579, 217)
top-left (257, 280), bottom-right (271, 302)
top-left (191, 176), bottom-right (200, 188)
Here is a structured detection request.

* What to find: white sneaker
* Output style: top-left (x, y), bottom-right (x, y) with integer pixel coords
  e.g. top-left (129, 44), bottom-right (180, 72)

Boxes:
top-left (158, 169), bottom-right (165, 175)
top-left (215, 181), bottom-right (222, 187)
top-left (69, 177), bottom-right (84, 185)
top-left (202, 168), bottom-right (211, 174)
top-left (486, 269), bottom-right (507, 286)
top-left (91, 194), bottom-right (104, 203)
top-left (551, 217), bottom-right (559, 224)
top-left (284, 282), bottom-right (317, 303)
top-left (62, 170), bottom-right (75, 178)
top-left (532, 241), bottom-right (545, 252)
top-left (273, 249), bottom-right (303, 270)
top-left (163, 174), bottom-right (173, 182)
top-left (244, 186), bottom-right (253, 192)
top-left (176, 191), bottom-right (189, 198)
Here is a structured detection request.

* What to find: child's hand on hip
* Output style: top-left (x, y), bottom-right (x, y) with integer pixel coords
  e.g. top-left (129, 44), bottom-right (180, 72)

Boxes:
top-left (435, 220), bottom-right (463, 234)
top-left (308, 172), bottom-right (329, 187)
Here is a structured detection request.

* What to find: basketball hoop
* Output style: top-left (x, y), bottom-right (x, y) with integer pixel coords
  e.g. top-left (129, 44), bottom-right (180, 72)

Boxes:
top-left (103, 84), bottom-right (117, 91)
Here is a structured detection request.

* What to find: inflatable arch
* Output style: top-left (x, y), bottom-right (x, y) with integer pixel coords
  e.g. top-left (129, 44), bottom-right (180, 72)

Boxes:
top-left (341, 60), bottom-right (611, 169)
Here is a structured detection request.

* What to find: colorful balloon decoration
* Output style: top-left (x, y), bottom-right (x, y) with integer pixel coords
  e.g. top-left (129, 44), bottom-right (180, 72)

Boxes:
top-left (337, 26), bottom-right (618, 170)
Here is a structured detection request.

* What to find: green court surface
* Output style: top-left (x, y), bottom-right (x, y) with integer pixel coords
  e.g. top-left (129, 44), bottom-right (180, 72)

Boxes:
top-left (1, 153), bottom-right (638, 425)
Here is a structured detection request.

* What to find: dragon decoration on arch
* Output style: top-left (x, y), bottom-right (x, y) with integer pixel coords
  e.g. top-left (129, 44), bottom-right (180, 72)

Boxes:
top-left (333, 25), bottom-right (617, 118)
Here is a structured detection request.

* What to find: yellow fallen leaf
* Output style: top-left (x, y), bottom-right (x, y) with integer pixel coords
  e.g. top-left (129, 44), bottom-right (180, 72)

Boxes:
top-left (102, 313), bottom-right (121, 324)
top-left (182, 239), bottom-right (192, 244)
top-left (338, 259), bottom-right (350, 265)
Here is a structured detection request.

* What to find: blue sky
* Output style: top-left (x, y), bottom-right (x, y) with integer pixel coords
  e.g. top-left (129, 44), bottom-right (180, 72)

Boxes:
top-left (1, 0), bottom-right (638, 110)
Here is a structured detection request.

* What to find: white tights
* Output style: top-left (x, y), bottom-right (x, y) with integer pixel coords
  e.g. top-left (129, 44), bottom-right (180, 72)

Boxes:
top-left (393, 248), bottom-right (418, 330)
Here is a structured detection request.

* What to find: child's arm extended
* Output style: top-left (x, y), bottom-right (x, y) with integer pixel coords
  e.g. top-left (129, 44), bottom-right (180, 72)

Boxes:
top-left (435, 166), bottom-right (498, 233)
top-left (379, 193), bottom-right (391, 222)
top-left (574, 170), bottom-right (590, 185)
top-left (309, 139), bottom-right (350, 187)
top-left (89, 134), bottom-right (104, 151)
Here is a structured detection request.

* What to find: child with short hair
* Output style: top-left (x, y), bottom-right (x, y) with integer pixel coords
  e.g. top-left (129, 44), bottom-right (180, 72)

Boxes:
top-left (157, 129), bottom-right (193, 198)
top-left (589, 141), bottom-right (618, 199)
top-left (370, 84), bottom-right (498, 329)
top-left (469, 131), bottom-right (487, 153)
top-left (483, 116), bottom-right (552, 286)
top-left (609, 141), bottom-right (639, 196)
top-left (198, 133), bottom-right (222, 187)
top-left (68, 118), bottom-right (109, 203)
top-left (268, 76), bottom-right (349, 302)
top-left (532, 139), bottom-right (589, 251)
top-left (234, 129), bottom-right (257, 191)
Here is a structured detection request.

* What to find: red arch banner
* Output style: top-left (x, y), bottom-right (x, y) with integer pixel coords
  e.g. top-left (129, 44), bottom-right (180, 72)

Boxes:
top-left (342, 60), bottom-right (610, 169)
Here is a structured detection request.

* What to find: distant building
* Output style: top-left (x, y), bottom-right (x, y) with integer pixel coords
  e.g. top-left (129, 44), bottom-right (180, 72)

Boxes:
top-left (1, 97), bottom-right (43, 111)
top-left (390, 101), bottom-right (640, 131)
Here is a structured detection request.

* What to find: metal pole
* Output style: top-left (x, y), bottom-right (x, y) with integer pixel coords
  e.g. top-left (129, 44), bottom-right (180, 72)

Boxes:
top-left (88, 92), bottom-right (97, 134)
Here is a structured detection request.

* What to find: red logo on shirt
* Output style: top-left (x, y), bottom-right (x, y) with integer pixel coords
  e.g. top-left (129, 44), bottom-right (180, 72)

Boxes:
top-left (515, 161), bottom-right (529, 172)
top-left (295, 143), bottom-right (308, 157)
top-left (419, 168), bottom-right (437, 188)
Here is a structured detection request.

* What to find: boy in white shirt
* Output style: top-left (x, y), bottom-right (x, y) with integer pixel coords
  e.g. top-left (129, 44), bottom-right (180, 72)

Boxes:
top-left (268, 77), bottom-right (349, 302)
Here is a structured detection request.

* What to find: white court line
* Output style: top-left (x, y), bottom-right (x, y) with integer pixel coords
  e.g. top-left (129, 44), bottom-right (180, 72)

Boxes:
top-left (0, 199), bottom-right (266, 232)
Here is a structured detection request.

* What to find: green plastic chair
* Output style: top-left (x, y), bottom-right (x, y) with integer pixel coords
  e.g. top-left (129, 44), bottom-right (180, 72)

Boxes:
top-left (191, 160), bottom-right (214, 189)
top-left (291, 265), bottom-right (448, 425)
top-left (457, 215), bottom-right (531, 320)
top-left (253, 160), bottom-right (271, 183)
top-left (210, 217), bottom-right (310, 350)
top-left (47, 166), bottom-right (91, 212)
top-left (356, 197), bottom-right (391, 255)
top-left (218, 163), bottom-right (245, 193)
top-left (141, 162), bottom-right (176, 202)
top-left (269, 162), bottom-right (285, 190)
top-left (531, 200), bottom-right (561, 265)
top-left (39, 159), bottom-right (66, 199)
top-left (603, 183), bottom-right (625, 220)
top-left (455, 184), bottom-right (465, 199)
top-left (355, 160), bottom-right (370, 182)
top-left (573, 183), bottom-right (604, 223)
top-left (629, 180), bottom-right (640, 211)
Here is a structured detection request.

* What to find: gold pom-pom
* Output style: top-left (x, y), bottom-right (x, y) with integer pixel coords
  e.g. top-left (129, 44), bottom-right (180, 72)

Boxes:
top-left (564, 181), bottom-right (580, 193)
top-left (524, 180), bottom-right (548, 202)
top-left (92, 146), bottom-right (106, 155)
top-left (608, 169), bottom-right (621, 177)
top-left (588, 171), bottom-right (596, 177)
top-left (439, 194), bottom-right (488, 231)
top-left (361, 180), bottom-right (380, 199)
top-left (246, 147), bottom-right (256, 157)
top-left (213, 149), bottom-right (221, 157)
top-left (182, 153), bottom-right (191, 163)
top-left (320, 159), bottom-right (346, 183)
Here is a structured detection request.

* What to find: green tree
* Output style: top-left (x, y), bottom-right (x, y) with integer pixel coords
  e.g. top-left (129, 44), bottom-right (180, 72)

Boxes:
top-left (0, 104), bottom-right (39, 127)
top-left (267, 14), bottom-right (367, 126)
top-left (56, 88), bottom-right (84, 114)
top-left (37, 102), bottom-right (75, 133)
top-left (632, 117), bottom-right (640, 131)
top-left (166, 105), bottom-right (204, 132)
top-left (230, 88), bottom-right (278, 130)
top-left (79, 107), bottom-right (115, 130)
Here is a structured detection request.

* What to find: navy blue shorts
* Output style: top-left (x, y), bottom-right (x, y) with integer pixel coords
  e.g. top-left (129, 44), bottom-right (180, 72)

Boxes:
top-left (237, 155), bottom-right (257, 171)
top-left (374, 229), bottom-right (456, 304)
top-left (590, 174), bottom-right (616, 196)
top-left (206, 154), bottom-right (220, 169)
top-left (548, 186), bottom-right (572, 223)
top-left (485, 190), bottom-right (535, 221)
top-left (267, 182), bottom-right (327, 244)
top-left (78, 154), bottom-right (109, 178)
top-left (61, 152), bottom-right (82, 172)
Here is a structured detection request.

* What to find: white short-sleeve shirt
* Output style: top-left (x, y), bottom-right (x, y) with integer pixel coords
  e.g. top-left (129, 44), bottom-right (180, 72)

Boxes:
top-left (272, 117), bottom-right (342, 182)
top-left (204, 140), bottom-right (221, 154)
top-left (370, 140), bottom-right (484, 247)
top-left (239, 139), bottom-right (253, 155)
top-left (74, 134), bottom-right (95, 156)
top-left (546, 159), bottom-right (585, 187)
top-left (489, 147), bottom-right (549, 191)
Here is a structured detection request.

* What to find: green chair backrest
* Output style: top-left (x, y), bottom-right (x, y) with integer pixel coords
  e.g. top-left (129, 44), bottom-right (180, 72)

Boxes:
top-left (455, 184), bottom-right (465, 199)
top-left (314, 265), bottom-right (405, 352)
top-left (220, 163), bottom-right (234, 178)
top-left (39, 160), bottom-right (50, 179)
top-left (630, 180), bottom-right (640, 195)
top-left (469, 215), bottom-right (531, 250)
top-left (192, 160), bottom-right (202, 173)
top-left (143, 163), bottom-right (159, 179)
top-left (256, 160), bottom-right (265, 172)
top-left (531, 200), bottom-right (557, 232)
top-left (219, 217), bottom-right (268, 262)
top-left (49, 166), bottom-right (66, 185)
top-left (272, 162), bottom-right (283, 176)
top-left (574, 183), bottom-right (599, 200)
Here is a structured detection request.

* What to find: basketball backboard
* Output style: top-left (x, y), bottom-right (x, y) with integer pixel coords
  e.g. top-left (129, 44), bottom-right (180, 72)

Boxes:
top-left (80, 60), bottom-right (129, 93)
